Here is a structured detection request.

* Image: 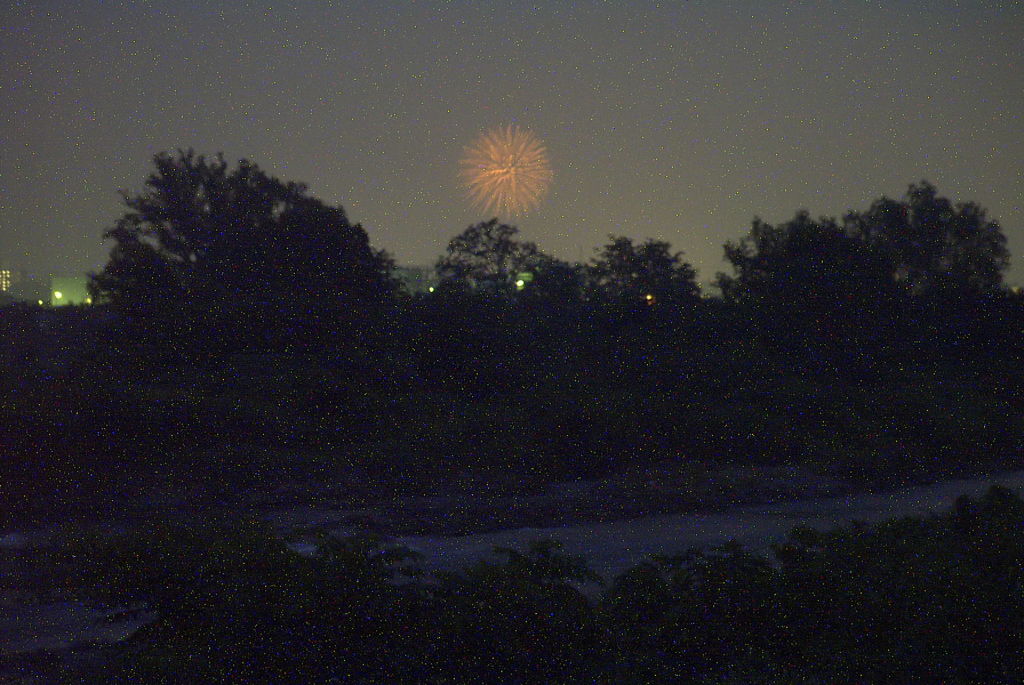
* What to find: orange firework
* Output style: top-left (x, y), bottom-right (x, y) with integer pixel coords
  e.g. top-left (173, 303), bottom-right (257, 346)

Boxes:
top-left (460, 124), bottom-right (553, 215)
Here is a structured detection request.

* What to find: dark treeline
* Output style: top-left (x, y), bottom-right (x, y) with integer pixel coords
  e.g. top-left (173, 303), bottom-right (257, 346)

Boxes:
top-left (37, 485), bottom-right (1024, 682)
top-left (2, 149), bottom-right (1022, 493)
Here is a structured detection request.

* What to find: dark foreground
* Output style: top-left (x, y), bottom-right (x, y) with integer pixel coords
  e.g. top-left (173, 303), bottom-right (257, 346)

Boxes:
top-left (4, 483), bottom-right (1024, 683)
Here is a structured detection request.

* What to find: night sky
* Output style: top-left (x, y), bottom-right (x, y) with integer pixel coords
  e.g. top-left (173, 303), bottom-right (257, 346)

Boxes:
top-left (3, 1), bottom-right (1022, 286)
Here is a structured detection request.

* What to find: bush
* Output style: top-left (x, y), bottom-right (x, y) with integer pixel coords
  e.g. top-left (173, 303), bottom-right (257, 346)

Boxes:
top-left (45, 486), bottom-right (1024, 682)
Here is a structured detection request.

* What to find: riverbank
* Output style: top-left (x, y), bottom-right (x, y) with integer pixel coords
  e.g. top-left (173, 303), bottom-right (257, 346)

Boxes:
top-left (5, 469), bottom-right (1024, 682)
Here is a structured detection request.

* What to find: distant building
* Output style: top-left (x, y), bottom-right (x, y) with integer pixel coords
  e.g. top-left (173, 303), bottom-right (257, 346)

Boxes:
top-left (394, 265), bottom-right (438, 294)
top-left (0, 267), bottom-right (28, 292)
top-left (50, 276), bottom-right (92, 306)
top-left (0, 268), bottom-right (49, 304)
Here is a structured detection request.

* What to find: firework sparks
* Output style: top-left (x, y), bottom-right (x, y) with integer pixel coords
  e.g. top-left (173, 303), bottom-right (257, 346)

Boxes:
top-left (459, 124), bottom-right (553, 215)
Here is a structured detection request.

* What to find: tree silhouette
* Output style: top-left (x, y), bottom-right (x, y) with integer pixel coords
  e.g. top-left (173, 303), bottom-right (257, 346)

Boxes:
top-left (717, 183), bottom-right (1009, 311)
top-left (91, 149), bottom-right (394, 351)
top-left (521, 254), bottom-right (586, 303)
top-left (845, 181), bottom-right (1009, 295)
top-left (435, 219), bottom-right (541, 293)
top-left (716, 211), bottom-right (892, 309)
top-left (588, 236), bottom-right (700, 305)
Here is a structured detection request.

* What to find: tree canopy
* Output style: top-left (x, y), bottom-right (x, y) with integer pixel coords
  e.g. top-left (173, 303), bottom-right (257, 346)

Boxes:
top-left (91, 149), bottom-right (394, 351)
top-left (8, 173), bottom-right (1018, 495)
top-left (718, 182), bottom-right (1010, 305)
top-left (434, 219), bottom-right (542, 293)
top-left (716, 211), bottom-right (892, 309)
top-left (844, 181), bottom-right (1009, 295)
top-left (588, 236), bottom-right (700, 305)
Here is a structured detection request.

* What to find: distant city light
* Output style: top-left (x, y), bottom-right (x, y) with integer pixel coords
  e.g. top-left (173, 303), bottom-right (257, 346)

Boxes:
top-left (515, 279), bottom-right (526, 290)
top-left (428, 286), bottom-right (435, 293)
top-left (49, 277), bottom-right (89, 306)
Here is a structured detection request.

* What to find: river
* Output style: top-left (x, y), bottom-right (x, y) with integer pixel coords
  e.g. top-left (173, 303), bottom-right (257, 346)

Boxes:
top-left (395, 470), bottom-right (1024, 580)
top-left (4, 469), bottom-right (1024, 661)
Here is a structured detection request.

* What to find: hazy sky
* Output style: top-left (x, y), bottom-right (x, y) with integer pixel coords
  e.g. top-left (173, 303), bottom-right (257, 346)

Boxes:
top-left (2, 1), bottom-right (1022, 285)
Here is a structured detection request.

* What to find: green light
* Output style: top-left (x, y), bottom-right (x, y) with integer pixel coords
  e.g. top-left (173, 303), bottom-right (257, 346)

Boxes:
top-left (515, 279), bottom-right (525, 290)
top-left (53, 291), bottom-right (63, 299)
top-left (428, 286), bottom-right (435, 293)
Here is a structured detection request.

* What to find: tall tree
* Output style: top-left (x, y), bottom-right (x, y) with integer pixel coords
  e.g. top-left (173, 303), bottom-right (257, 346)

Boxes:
top-left (718, 183), bottom-right (1010, 307)
top-left (588, 236), bottom-right (700, 305)
top-left (522, 254), bottom-right (586, 303)
top-left (844, 181), bottom-right (1009, 295)
top-left (91, 149), bottom-right (394, 351)
top-left (716, 211), bottom-right (892, 309)
top-left (435, 219), bottom-right (541, 293)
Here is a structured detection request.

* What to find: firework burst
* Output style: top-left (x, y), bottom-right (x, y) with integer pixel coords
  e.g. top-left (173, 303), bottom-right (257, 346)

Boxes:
top-left (459, 124), bottom-right (553, 215)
